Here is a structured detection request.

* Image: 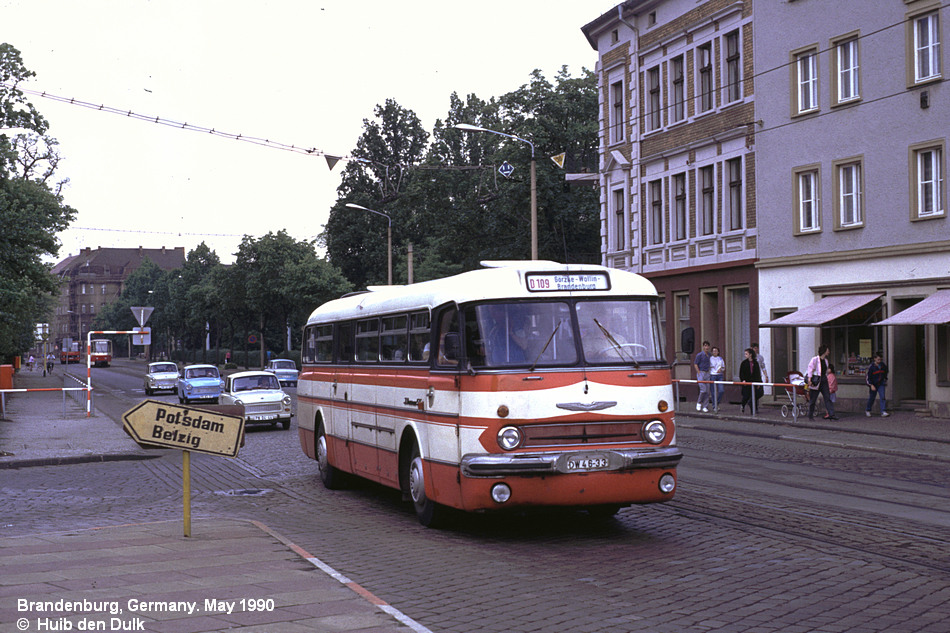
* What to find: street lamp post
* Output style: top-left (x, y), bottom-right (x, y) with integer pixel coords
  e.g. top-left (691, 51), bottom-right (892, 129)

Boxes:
top-left (455, 123), bottom-right (537, 260)
top-left (345, 203), bottom-right (392, 285)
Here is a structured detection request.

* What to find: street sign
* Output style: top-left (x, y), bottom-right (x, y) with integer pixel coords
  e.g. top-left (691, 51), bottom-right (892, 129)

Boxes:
top-left (133, 326), bottom-right (151, 346)
top-left (131, 306), bottom-right (154, 327)
top-left (122, 400), bottom-right (245, 457)
top-left (498, 161), bottom-right (515, 178)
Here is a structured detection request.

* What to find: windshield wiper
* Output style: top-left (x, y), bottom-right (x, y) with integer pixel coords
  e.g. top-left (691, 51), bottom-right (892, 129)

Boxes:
top-left (529, 320), bottom-right (562, 372)
top-left (592, 318), bottom-right (639, 368)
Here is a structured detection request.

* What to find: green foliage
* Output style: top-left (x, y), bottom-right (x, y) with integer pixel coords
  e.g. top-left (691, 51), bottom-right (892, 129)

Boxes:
top-left (322, 67), bottom-right (600, 289)
top-left (0, 43), bottom-right (75, 361)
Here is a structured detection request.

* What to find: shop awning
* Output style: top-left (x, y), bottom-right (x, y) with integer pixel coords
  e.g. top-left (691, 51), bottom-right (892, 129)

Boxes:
top-left (761, 293), bottom-right (882, 327)
top-left (873, 289), bottom-right (950, 325)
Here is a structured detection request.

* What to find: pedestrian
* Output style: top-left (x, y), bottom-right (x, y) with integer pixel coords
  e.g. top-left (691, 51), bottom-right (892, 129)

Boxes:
top-left (752, 343), bottom-right (770, 394)
top-left (805, 345), bottom-right (836, 420)
top-left (827, 364), bottom-right (838, 406)
top-left (28, 355), bottom-right (35, 371)
top-left (739, 347), bottom-right (763, 413)
top-left (693, 340), bottom-right (712, 412)
top-left (709, 346), bottom-right (726, 411)
top-left (865, 352), bottom-right (889, 417)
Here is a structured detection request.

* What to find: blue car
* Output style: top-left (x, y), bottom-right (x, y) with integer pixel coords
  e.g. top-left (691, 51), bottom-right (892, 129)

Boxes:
top-left (178, 364), bottom-right (224, 404)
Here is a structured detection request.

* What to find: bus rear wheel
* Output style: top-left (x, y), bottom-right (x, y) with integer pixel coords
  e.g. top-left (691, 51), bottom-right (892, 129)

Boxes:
top-left (317, 423), bottom-right (345, 490)
top-left (407, 445), bottom-right (446, 528)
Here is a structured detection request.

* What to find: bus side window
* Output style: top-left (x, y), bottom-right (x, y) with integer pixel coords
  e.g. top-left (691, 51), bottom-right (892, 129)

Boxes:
top-left (436, 308), bottom-right (459, 367)
top-left (336, 323), bottom-right (355, 363)
top-left (408, 311), bottom-right (430, 362)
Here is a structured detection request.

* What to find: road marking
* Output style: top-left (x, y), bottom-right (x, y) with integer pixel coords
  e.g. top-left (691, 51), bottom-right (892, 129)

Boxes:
top-left (251, 520), bottom-right (434, 633)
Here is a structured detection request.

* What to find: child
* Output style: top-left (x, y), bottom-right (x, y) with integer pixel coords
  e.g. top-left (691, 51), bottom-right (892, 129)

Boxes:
top-left (827, 364), bottom-right (838, 405)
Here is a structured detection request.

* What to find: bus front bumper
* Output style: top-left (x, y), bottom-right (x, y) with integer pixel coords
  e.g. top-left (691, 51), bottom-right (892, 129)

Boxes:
top-left (460, 446), bottom-right (683, 478)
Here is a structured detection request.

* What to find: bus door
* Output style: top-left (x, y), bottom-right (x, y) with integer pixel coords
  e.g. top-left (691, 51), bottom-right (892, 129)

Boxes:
top-left (421, 306), bottom-right (463, 506)
top-left (349, 318), bottom-right (380, 479)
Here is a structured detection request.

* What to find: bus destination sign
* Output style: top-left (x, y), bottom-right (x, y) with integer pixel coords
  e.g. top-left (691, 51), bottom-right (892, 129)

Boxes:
top-left (525, 272), bottom-right (610, 292)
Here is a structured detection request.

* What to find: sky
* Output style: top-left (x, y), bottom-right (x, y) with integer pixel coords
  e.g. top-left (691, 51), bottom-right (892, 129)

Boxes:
top-left (1, 0), bottom-right (615, 265)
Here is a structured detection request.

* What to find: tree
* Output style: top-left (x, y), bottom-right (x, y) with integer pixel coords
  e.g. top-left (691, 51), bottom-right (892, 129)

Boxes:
top-left (321, 68), bottom-right (599, 289)
top-left (0, 43), bottom-right (75, 361)
top-left (236, 231), bottom-right (351, 367)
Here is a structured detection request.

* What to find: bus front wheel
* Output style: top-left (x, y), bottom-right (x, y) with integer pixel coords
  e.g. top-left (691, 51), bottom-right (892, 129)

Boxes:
top-left (407, 445), bottom-right (446, 528)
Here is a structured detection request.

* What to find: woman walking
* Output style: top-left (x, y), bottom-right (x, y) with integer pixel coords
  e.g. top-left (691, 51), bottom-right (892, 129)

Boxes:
top-left (805, 345), bottom-right (836, 420)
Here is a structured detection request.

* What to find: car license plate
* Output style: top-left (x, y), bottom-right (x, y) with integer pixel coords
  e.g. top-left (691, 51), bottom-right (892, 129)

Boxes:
top-left (564, 454), bottom-right (610, 472)
top-left (252, 414), bottom-right (277, 421)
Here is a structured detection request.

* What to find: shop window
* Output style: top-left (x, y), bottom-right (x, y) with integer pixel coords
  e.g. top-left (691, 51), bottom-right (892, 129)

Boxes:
top-left (938, 325), bottom-right (950, 385)
top-left (823, 298), bottom-right (884, 380)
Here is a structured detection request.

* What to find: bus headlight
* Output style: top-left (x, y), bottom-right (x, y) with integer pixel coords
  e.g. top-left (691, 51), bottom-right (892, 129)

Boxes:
top-left (497, 426), bottom-right (523, 451)
top-left (643, 420), bottom-right (667, 444)
top-left (659, 473), bottom-right (676, 494)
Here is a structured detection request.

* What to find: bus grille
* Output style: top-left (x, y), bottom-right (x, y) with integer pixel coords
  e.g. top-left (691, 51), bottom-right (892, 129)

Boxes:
top-left (522, 421), bottom-right (644, 447)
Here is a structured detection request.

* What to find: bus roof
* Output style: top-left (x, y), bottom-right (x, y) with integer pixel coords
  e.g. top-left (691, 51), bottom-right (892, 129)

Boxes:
top-left (307, 261), bottom-right (659, 324)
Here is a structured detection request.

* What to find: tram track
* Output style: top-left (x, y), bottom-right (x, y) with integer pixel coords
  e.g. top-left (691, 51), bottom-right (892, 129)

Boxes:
top-left (666, 481), bottom-right (950, 574)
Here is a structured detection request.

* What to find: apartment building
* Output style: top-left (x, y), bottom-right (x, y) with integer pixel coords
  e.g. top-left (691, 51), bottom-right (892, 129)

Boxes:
top-left (755, 0), bottom-right (949, 416)
top-left (51, 246), bottom-right (185, 347)
top-left (582, 0), bottom-right (758, 382)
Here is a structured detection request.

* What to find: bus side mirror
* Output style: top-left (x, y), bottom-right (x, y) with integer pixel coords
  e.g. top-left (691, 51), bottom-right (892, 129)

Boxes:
top-left (443, 333), bottom-right (461, 361)
top-left (681, 327), bottom-right (695, 355)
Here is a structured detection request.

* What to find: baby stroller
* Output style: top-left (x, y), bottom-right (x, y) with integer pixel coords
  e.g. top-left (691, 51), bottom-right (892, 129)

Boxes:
top-left (781, 371), bottom-right (809, 418)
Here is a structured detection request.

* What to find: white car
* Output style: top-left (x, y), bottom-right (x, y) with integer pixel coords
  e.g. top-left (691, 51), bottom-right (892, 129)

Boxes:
top-left (265, 358), bottom-right (299, 387)
top-left (144, 361), bottom-right (179, 396)
top-left (220, 371), bottom-right (293, 430)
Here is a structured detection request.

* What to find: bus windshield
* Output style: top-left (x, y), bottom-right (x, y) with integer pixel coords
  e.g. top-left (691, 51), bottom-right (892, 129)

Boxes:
top-left (463, 298), bottom-right (663, 368)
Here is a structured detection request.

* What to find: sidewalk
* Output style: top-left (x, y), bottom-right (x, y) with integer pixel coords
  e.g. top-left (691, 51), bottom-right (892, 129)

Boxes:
top-left (1, 370), bottom-right (421, 633)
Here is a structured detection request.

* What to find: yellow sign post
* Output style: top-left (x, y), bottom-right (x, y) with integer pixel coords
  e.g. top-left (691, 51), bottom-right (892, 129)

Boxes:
top-left (123, 400), bottom-right (245, 536)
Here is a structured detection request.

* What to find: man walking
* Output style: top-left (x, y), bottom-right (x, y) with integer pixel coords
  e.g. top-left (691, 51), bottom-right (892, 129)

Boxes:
top-left (866, 352), bottom-right (889, 417)
top-left (693, 340), bottom-right (712, 412)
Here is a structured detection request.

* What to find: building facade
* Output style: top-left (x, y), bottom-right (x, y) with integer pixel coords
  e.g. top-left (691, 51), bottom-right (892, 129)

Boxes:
top-left (50, 246), bottom-right (185, 351)
top-left (582, 0), bottom-right (758, 384)
top-left (583, 0), bottom-right (949, 416)
top-left (755, 0), bottom-right (949, 416)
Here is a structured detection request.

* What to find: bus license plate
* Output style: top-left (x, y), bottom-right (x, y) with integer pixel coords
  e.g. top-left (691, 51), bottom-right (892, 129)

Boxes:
top-left (565, 454), bottom-right (610, 472)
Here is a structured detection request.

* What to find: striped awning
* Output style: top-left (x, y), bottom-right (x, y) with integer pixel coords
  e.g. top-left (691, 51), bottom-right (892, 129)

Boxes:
top-left (873, 290), bottom-right (950, 326)
top-left (761, 293), bottom-right (882, 327)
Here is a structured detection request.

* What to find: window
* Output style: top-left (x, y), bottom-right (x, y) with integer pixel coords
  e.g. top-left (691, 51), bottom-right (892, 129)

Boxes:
top-left (380, 315), bottom-right (408, 361)
top-left (914, 11), bottom-right (941, 83)
top-left (673, 173), bottom-right (687, 241)
top-left (834, 159), bottom-right (864, 229)
top-left (912, 144), bottom-right (945, 219)
top-left (610, 80), bottom-right (624, 144)
top-left (834, 38), bottom-right (860, 104)
top-left (727, 158), bottom-right (743, 231)
top-left (794, 167), bottom-right (821, 233)
top-left (613, 188), bottom-right (626, 251)
top-left (697, 43), bottom-right (714, 113)
top-left (699, 165), bottom-right (715, 236)
top-left (408, 311), bottom-right (430, 362)
top-left (649, 179), bottom-right (664, 244)
top-left (647, 66), bottom-right (661, 131)
top-left (724, 30), bottom-right (741, 103)
top-left (795, 49), bottom-right (819, 114)
top-left (671, 56), bottom-right (685, 122)
top-left (355, 319), bottom-right (379, 362)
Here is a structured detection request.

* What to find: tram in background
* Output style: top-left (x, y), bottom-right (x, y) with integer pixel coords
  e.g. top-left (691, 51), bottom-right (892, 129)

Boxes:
top-left (89, 339), bottom-right (113, 367)
top-left (297, 261), bottom-right (682, 526)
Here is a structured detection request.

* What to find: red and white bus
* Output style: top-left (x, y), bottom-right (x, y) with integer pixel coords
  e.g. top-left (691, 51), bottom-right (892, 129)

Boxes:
top-left (89, 339), bottom-right (113, 367)
top-left (297, 261), bottom-right (682, 526)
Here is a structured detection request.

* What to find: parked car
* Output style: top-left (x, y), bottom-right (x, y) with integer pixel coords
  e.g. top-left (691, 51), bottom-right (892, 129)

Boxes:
top-left (265, 358), bottom-right (299, 387)
top-left (220, 371), bottom-right (293, 430)
top-left (177, 364), bottom-right (224, 404)
top-left (144, 361), bottom-right (179, 396)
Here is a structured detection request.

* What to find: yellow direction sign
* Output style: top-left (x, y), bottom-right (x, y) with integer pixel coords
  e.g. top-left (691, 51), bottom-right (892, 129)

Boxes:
top-left (123, 400), bottom-right (245, 457)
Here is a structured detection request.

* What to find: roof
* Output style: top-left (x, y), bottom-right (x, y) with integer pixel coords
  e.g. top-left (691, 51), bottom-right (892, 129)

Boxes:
top-left (308, 261), bottom-right (659, 324)
top-left (52, 247), bottom-right (186, 277)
